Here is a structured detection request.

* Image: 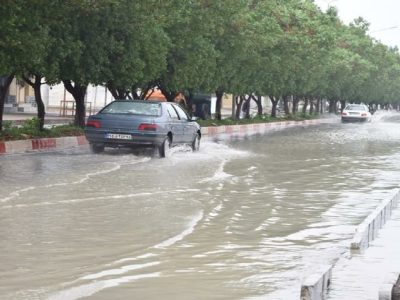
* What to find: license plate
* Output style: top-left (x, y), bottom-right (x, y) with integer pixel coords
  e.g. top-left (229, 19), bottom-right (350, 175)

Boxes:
top-left (105, 133), bottom-right (132, 140)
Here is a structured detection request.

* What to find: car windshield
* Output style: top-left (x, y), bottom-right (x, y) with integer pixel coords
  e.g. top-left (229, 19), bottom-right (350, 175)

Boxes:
top-left (100, 101), bottom-right (161, 116)
top-left (345, 105), bottom-right (366, 111)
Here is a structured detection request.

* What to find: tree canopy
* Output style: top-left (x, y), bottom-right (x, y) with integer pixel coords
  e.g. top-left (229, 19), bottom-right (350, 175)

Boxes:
top-left (1, 0), bottom-right (400, 129)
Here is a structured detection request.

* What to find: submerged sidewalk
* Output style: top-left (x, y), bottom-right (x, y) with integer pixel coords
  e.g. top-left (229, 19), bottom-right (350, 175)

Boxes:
top-left (327, 208), bottom-right (400, 299)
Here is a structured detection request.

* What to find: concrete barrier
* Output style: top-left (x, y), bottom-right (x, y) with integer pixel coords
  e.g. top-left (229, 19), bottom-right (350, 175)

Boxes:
top-left (301, 264), bottom-right (333, 300)
top-left (379, 272), bottom-right (400, 300)
top-left (351, 189), bottom-right (400, 252)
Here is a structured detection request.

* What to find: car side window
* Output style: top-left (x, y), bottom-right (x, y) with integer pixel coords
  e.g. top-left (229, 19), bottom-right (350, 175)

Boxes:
top-left (173, 104), bottom-right (189, 121)
top-left (166, 104), bottom-right (179, 120)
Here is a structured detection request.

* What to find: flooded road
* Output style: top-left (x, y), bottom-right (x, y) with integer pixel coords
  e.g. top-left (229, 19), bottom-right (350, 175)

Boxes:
top-left (1, 112), bottom-right (400, 300)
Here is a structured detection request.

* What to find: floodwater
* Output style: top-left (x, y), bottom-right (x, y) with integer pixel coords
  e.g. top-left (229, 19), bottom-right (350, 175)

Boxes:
top-left (1, 112), bottom-right (400, 300)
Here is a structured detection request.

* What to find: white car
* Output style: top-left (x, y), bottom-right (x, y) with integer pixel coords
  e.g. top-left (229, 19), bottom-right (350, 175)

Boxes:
top-left (341, 104), bottom-right (372, 123)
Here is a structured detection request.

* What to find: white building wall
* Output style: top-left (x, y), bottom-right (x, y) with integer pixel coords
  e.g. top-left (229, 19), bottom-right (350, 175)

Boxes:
top-left (41, 83), bottom-right (115, 114)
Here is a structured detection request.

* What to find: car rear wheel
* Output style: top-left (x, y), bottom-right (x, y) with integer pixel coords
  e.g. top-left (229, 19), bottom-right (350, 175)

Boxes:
top-left (191, 134), bottom-right (200, 151)
top-left (158, 137), bottom-right (171, 158)
top-left (90, 144), bottom-right (104, 154)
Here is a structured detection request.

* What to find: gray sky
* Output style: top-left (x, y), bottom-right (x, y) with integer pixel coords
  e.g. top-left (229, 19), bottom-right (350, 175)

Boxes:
top-left (314, 0), bottom-right (400, 48)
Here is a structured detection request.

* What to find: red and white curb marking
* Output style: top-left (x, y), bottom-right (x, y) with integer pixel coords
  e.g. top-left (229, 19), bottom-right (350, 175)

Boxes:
top-left (200, 119), bottom-right (325, 136)
top-left (0, 135), bottom-right (88, 155)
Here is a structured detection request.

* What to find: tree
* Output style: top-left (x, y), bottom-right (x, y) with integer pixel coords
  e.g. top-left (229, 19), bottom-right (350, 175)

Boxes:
top-left (153, 0), bottom-right (219, 102)
top-left (0, 0), bottom-right (44, 130)
top-left (56, 1), bottom-right (116, 127)
top-left (102, 1), bottom-right (170, 100)
top-left (0, 75), bottom-right (14, 131)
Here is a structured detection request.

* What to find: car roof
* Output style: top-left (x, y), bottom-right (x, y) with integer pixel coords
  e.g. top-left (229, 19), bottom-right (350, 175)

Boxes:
top-left (345, 104), bottom-right (366, 108)
top-left (112, 99), bottom-right (163, 104)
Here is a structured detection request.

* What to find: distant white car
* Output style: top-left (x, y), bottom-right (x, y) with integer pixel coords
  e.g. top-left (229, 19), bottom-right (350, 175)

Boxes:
top-left (341, 104), bottom-right (372, 123)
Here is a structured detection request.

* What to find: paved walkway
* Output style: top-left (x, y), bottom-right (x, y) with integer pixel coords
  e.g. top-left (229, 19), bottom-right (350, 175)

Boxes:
top-left (3, 113), bottom-right (73, 125)
top-left (327, 208), bottom-right (400, 299)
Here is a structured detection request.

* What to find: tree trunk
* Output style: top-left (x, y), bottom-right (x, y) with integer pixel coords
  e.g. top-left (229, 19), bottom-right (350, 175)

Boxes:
top-left (309, 100), bottom-right (314, 115)
top-left (315, 99), bottom-right (320, 115)
top-left (215, 90), bottom-right (223, 120)
top-left (320, 99), bottom-right (324, 114)
top-left (244, 95), bottom-right (251, 119)
top-left (302, 98), bottom-right (309, 114)
top-left (0, 75), bottom-right (14, 132)
top-left (23, 75), bottom-right (46, 130)
top-left (63, 80), bottom-right (87, 127)
top-left (283, 95), bottom-right (290, 116)
top-left (139, 84), bottom-right (153, 100)
top-left (270, 96), bottom-right (279, 118)
top-left (328, 99), bottom-right (335, 113)
top-left (231, 94), bottom-right (236, 119)
top-left (292, 96), bottom-right (300, 114)
top-left (33, 78), bottom-right (45, 130)
top-left (235, 95), bottom-right (245, 120)
top-left (251, 94), bottom-right (263, 116)
top-left (107, 82), bottom-right (129, 100)
top-left (339, 100), bottom-right (346, 113)
top-left (129, 86), bottom-right (140, 100)
top-left (157, 83), bottom-right (177, 102)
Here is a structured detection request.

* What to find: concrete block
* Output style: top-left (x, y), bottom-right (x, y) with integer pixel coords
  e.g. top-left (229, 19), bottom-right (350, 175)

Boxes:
top-left (301, 264), bottom-right (332, 300)
top-left (0, 142), bottom-right (5, 154)
top-left (379, 272), bottom-right (400, 300)
top-left (76, 136), bottom-right (88, 146)
top-left (351, 190), bottom-right (400, 251)
top-left (58, 136), bottom-right (78, 149)
top-left (5, 140), bottom-right (32, 154)
top-left (380, 284), bottom-right (393, 300)
top-left (31, 138), bottom-right (57, 150)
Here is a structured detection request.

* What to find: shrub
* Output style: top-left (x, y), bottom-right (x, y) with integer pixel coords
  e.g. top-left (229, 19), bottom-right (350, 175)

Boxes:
top-left (0, 118), bottom-right (84, 141)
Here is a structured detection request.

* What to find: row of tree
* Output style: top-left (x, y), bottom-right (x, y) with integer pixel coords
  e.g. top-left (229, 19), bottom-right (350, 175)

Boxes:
top-left (1, 0), bottom-right (400, 131)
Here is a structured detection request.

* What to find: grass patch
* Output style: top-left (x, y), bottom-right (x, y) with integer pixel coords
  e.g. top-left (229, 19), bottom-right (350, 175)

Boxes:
top-left (0, 118), bottom-right (84, 141)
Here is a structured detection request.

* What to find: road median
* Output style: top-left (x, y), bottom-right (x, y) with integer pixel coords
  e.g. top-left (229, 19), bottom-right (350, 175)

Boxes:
top-left (0, 118), bottom-right (332, 155)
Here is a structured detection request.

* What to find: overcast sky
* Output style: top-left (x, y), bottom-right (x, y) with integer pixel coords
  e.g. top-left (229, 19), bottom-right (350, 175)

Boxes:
top-left (314, 0), bottom-right (400, 48)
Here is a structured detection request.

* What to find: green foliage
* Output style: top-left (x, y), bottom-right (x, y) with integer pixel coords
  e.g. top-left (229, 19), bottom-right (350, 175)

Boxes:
top-left (196, 113), bottom-right (315, 127)
top-left (2, 0), bottom-right (400, 132)
top-left (0, 118), bottom-right (83, 141)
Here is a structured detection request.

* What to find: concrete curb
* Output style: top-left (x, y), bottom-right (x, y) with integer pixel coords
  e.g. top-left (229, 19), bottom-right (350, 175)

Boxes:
top-left (301, 264), bottom-right (333, 300)
top-left (351, 189), bottom-right (400, 252)
top-left (200, 119), bottom-right (325, 136)
top-left (0, 118), bottom-right (334, 155)
top-left (0, 135), bottom-right (88, 155)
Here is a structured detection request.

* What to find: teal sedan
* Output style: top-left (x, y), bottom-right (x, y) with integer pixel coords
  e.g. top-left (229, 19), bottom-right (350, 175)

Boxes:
top-left (84, 100), bottom-right (201, 157)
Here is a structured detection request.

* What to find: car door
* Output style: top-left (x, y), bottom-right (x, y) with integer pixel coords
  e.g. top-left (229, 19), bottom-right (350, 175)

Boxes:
top-left (166, 103), bottom-right (184, 144)
top-left (172, 104), bottom-right (195, 143)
